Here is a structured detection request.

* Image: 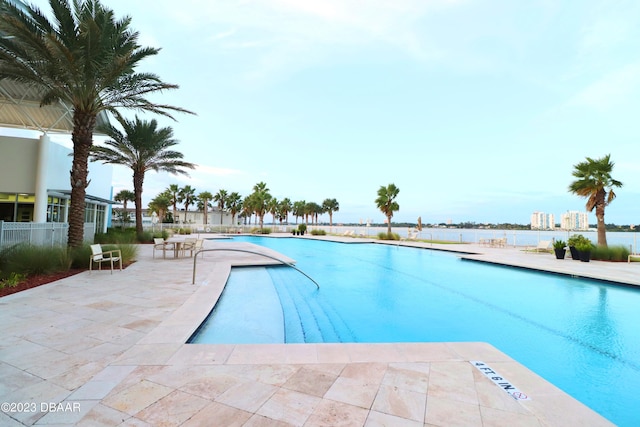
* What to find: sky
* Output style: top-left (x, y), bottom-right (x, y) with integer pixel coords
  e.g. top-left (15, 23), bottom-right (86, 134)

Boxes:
top-left (29, 0), bottom-right (640, 225)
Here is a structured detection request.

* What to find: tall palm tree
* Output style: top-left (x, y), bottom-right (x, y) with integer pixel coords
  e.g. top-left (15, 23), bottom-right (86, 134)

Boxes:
top-left (227, 192), bottom-right (242, 226)
top-left (90, 116), bottom-right (195, 236)
top-left (213, 189), bottom-right (229, 225)
top-left (322, 198), bottom-right (339, 228)
top-left (198, 191), bottom-right (213, 225)
top-left (113, 189), bottom-right (135, 228)
top-left (166, 184), bottom-right (181, 224)
top-left (569, 154), bottom-right (622, 247)
top-left (178, 185), bottom-right (196, 223)
top-left (251, 182), bottom-right (271, 231)
top-left (375, 184), bottom-right (400, 235)
top-left (0, 0), bottom-right (193, 247)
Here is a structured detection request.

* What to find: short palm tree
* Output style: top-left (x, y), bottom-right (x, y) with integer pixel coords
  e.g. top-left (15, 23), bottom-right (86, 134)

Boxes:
top-left (0, 0), bottom-right (193, 247)
top-left (213, 189), bottom-right (229, 225)
top-left (293, 200), bottom-right (306, 224)
top-left (268, 197), bottom-right (280, 225)
top-left (569, 154), bottom-right (622, 247)
top-left (90, 116), bottom-right (195, 236)
top-left (322, 198), bottom-right (339, 228)
top-left (375, 184), bottom-right (400, 235)
top-left (149, 192), bottom-right (171, 224)
top-left (178, 185), bottom-right (196, 223)
top-left (279, 198), bottom-right (292, 225)
top-left (198, 191), bottom-right (213, 225)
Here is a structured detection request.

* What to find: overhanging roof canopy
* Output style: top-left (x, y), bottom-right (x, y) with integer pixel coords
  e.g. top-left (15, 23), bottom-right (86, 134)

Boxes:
top-left (0, 80), bottom-right (109, 133)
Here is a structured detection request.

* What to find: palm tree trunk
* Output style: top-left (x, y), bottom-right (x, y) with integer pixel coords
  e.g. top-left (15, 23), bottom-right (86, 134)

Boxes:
top-left (133, 171), bottom-right (145, 237)
top-left (68, 111), bottom-right (97, 247)
top-left (387, 216), bottom-right (392, 234)
top-left (596, 193), bottom-right (608, 246)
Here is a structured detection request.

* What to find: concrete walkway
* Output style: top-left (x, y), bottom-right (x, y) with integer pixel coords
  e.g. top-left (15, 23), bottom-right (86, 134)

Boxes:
top-left (0, 236), bottom-right (622, 426)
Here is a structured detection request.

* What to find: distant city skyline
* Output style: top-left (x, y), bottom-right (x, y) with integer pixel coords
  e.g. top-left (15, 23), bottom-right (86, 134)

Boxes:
top-left (21, 1), bottom-right (640, 225)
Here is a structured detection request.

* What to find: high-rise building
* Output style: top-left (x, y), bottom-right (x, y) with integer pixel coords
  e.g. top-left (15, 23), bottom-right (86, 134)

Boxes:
top-left (530, 212), bottom-right (556, 230)
top-left (560, 211), bottom-right (589, 230)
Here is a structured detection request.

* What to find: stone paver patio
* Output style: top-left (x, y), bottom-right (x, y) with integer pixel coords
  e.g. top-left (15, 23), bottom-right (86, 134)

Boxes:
top-left (1, 235), bottom-right (625, 426)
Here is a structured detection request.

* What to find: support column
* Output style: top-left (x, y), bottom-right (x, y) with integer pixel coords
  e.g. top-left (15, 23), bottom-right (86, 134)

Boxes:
top-left (33, 133), bottom-right (50, 222)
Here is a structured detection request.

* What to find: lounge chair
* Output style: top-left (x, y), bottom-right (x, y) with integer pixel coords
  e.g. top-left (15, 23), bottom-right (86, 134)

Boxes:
top-left (153, 238), bottom-right (174, 259)
top-left (90, 244), bottom-right (122, 273)
top-left (629, 253), bottom-right (640, 263)
top-left (529, 240), bottom-right (552, 253)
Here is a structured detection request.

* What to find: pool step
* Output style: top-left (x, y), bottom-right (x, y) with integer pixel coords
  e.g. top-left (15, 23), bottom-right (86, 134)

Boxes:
top-left (268, 266), bottom-right (354, 343)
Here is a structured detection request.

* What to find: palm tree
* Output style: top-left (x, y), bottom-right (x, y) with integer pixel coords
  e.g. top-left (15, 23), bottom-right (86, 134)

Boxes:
top-left (198, 191), bottom-right (213, 225)
top-left (322, 198), bottom-right (339, 228)
top-left (279, 198), bottom-right (292, 225)
top-left (0, 0), bottom-right (193, 247)
top-left (213, 189), bottom-right (229, 225)
top-left (178, 185), bottom-right (196, 223)
top-left (90, 117), bottom-right (195, 236)
top-left (113, 189), bottom-right (135, 228)
top-left (375, 184), bottom-right (400, 235)
top-left (148, 192), bottom-right (171, 224)
top-left (293, 200), bottom-right (306, 224)
top-left (166, 184), bottom-right (181, 224)
top-left (251, 182), bottom-right (271, 231)
top-left (569, 154), bottom-right (623, 247)
top-left (227, 192), bottom-right (242, 226)
top-left (267, 197), bottom-right (279, 225)
top-left (241, 196), bottom-right (254, 225)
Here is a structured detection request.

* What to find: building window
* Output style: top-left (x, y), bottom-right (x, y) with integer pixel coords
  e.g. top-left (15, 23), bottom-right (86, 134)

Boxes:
top-left (47, 196), bottom-right (68, 223)
top-left (95, 204), bottom-right (106, 233)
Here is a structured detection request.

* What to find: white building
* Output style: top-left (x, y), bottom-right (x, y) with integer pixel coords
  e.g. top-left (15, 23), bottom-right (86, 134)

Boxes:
top-left (530, 211), bottom-right (556, 230)
top-left (560, 211), bottom-right (589, 230)
top-left (0, 80), bottom-right (114, 234)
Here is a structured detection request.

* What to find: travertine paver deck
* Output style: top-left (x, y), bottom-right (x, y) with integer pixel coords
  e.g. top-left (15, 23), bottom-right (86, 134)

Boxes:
top-left (0, 235), bottom-right (621, 426)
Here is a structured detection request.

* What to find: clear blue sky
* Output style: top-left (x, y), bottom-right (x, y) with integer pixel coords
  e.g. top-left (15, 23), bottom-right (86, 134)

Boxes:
top-left (51, 1), bottom-right (640, 224)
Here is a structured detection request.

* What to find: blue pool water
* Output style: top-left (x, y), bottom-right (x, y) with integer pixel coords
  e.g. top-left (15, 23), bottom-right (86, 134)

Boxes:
top-left (191, 237), bottom-right (640, 426)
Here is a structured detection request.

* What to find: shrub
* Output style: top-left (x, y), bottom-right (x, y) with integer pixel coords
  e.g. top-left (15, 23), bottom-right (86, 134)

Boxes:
top-left (95, 228), bottom-right (138, 244)
top-left (251, 227), bottom-right (271, 234)
top-left (0, 271), bottom-right (25, 289)
top-left (568, 234), bottom-right (591, 247)
top-left (377, 232), bottom-right (400, 240)
top-left (298, 224), bottom-right (307, 233)
top-left (3, 245), bottom-right (72, 276)
top-left (592, 245), bottom-right (629, 262)
top-left (311, 229), bottom-right (326, 235)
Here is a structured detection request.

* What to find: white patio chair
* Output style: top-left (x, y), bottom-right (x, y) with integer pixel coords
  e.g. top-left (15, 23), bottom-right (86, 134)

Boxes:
top-left (89, 244), bottom-right (122, 273)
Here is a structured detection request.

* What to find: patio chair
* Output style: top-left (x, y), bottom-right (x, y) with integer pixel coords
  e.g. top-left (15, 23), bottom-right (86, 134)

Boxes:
top-left (181, 237), bottom-right (198, 257)
top-left (90, 244), bottom-right (122, 273)
top-left (153, 238), bottom-right (174, 259)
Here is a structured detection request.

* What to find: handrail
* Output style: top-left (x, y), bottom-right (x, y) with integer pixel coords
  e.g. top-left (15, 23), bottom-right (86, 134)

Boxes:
top-left (192, 248), bottom-right (320, 289)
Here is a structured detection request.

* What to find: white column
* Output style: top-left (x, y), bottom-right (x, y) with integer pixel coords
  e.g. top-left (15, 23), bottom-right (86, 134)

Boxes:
top-left (33, 133), bottom-right (50, 222)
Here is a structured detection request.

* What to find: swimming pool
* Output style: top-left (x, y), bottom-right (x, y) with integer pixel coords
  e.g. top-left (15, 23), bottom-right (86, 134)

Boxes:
top-left (191, 236), bottom-right (640, 426)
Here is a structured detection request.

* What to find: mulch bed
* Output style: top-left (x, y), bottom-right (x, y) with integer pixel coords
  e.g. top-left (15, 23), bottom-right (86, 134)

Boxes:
top-left (0, 269), bottom-right (87, 298)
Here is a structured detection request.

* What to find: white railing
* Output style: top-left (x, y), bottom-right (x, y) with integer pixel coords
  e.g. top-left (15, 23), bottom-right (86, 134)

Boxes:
top-left (0, 221), bottom-right (96, 248)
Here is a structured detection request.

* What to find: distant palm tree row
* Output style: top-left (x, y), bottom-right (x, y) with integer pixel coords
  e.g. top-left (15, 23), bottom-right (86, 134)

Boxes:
top-left (140, 183), bottom-right (341, 231)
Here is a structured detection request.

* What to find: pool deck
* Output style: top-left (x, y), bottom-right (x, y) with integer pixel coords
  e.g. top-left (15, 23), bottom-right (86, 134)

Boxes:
top-left (0, 235), bottom-right (626, 426)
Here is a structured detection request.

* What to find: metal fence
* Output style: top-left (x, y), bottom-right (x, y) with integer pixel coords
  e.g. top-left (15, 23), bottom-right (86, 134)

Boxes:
top-left (0, 221), bottom-right (96, 249)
